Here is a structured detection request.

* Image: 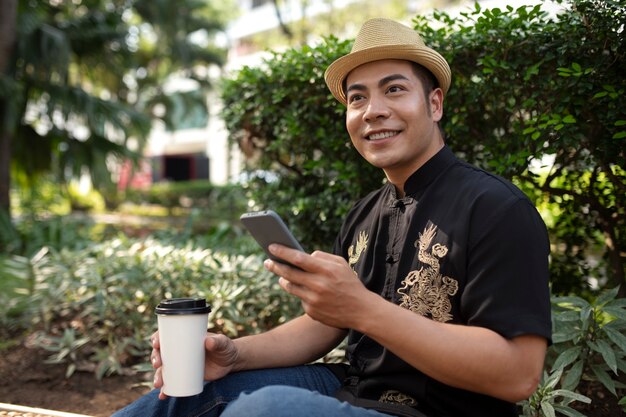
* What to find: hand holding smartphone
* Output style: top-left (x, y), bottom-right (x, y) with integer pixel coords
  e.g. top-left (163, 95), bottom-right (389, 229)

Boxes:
top-left (240, 210), bottom-right (305, 268)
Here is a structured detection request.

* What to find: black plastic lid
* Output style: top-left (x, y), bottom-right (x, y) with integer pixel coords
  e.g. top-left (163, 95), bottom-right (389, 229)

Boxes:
top-left (155, 298), bottom-right (211, 315)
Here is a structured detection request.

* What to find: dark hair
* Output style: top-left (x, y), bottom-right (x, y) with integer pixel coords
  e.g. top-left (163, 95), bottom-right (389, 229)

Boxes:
top-left (411, 62), bottom-right (445, 139)
top-left (410, 62), bottom-right (438, 99)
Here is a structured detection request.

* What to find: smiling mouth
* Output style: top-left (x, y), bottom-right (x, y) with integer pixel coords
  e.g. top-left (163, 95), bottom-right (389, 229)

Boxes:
top-left (368, 131), bottom-right (399, 141)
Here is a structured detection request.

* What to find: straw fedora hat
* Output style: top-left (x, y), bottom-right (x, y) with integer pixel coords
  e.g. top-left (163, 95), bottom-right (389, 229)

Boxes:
top-left (324, 18), bottom-right (451, 105)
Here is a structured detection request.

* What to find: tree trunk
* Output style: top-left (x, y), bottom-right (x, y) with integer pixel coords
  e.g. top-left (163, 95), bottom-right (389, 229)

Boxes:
top-left (270, 0), bottom-right (293, 40)
top-left (0, 110), bottom-right (10, 215)
top-left (0, 0), bottom-right (17, 216)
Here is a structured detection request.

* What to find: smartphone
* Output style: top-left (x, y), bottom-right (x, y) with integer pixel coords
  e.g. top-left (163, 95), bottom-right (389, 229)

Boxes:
top-left (240, 210), bottom-right (305, 267)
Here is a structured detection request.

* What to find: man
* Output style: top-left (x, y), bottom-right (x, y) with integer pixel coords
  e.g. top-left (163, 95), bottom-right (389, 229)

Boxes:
top-left (113, 17), bottom-right (551, 417)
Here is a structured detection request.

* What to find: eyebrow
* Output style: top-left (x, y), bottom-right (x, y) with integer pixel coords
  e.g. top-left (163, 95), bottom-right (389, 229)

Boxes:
top-left (346, 73), bottom-right (411, 95)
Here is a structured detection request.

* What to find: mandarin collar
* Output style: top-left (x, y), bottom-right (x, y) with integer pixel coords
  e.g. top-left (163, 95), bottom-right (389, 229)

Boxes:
top-left (390, 145), bottom-right (457, 200)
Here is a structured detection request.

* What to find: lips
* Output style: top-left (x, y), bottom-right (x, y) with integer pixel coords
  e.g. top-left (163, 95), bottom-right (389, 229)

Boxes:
top-left (368, 130), bottom-right (400, 140)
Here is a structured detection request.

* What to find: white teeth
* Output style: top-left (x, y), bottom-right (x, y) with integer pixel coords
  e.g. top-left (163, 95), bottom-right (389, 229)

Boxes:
top-left (369, 131), bottom-right (398, 140)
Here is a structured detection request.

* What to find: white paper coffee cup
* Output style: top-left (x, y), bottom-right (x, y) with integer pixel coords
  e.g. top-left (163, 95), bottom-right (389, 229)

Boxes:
top-left (156, 298), bottom-right (211, 397)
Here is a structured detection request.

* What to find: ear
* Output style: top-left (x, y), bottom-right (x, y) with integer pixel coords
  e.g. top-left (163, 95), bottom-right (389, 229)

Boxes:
top-left (429, 88), bottom-right (444, 122)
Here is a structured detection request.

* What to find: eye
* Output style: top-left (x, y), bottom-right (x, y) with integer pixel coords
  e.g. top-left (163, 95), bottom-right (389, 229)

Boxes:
top-left (386, 85), bottom-right (405, 94)
top-left (348, 93), bottom-right (365, 104)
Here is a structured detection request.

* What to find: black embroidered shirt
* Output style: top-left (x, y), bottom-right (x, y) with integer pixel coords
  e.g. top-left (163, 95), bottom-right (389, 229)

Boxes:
top-left (332, 146), bottom-right (552, 417)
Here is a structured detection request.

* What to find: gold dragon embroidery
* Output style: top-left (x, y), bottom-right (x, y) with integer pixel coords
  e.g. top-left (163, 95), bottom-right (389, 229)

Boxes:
top-left (379, 390), bottom-right (418, 406)
top-left (397, 223), bottom-right (458, 323)
top-left (348, 230), bottom-right (368, 271)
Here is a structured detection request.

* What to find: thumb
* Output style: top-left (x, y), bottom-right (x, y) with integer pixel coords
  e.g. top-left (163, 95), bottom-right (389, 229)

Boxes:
top-left (205, 333), bottom-right (230, 352)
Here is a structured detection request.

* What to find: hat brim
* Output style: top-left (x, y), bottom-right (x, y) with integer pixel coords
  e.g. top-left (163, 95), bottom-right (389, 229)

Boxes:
top-left (324, 45), bottom-right (451, 105)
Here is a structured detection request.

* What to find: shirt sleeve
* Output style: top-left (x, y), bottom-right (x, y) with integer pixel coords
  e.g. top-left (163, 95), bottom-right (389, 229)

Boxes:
top-left (461, 197), bottom-right (552, 342)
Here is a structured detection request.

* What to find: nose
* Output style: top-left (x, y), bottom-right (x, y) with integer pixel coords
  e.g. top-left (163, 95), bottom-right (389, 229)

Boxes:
top-left (363, 95), bottom-right (390, 123)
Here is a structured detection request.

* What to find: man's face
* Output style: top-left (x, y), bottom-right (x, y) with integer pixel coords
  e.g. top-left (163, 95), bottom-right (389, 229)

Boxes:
top-left (345, 59), bottom-right (444, 186)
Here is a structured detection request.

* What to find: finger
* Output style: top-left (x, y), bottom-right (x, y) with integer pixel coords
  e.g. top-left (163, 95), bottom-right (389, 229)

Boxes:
top-left (267, 245), bottom-right (312, 270)
top-left (268, 245), bottom-right (340, 274)
top-left (158, 388), bottom-right (168, 401)
top-left (151, 349), bottom-right (161, 369)
top-left (278, 276), bottom-right (306, 298)
top-left (154, 365), bottom-right (168, 400)
top-left (265, 259), bottom-right (308, 288)
top-left (278, 276), bottom-right (291, 293)
top-left (205, 333), bottom-right (228, 352)
top-left (310, 250), bottom-right (343, 262)
top-left (151, 331), bottom-right (160, 349)
top-left (153, 367), bottom-right (163, 389)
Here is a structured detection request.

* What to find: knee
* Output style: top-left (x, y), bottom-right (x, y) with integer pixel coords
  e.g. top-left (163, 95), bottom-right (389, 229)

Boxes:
top-left (222, 386), bottom-right (312, 417)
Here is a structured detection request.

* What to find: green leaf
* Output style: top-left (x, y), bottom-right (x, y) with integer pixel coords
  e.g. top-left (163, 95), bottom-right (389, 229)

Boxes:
top-left (544, 367), bottom-right (564, 390)
top-left (553, 296), bottom-right (589, 309)
top-left (606, 297), bottom-right (626, 308)
top-left (602, 326), bottom-right (626, 354)
top-left (65, 363), bottom-right (76, 379)
top-left (552, 404), bottom-right (589, 417)
top-left (562, 360), bottom-right (584, 391)
top-left (551, 331), bottom-right (577, 343)
top-left (562, 115), bottom-right (576, 124)
top-left (552, 389), bottom-right (592, 403)
top-left (595, 286), bottom-right (620, 306)
top-left (615, 120), bottom-right (626, 126)
top-left (552, 346), bottom-right (582, 372)
top-left (553, 310), bottom-right (581, 322)
top-left (541, 401), bottom-right (556, 417)
top-left (590, 365), bottom-right (617, 395)
top-left (603, 306), bottom-right (626, 321)
top-left (596, 339), bottom-right (618, 374)
top-left (603, 84), bottom-right (616, 92)
top-left (580, 305), bottom-right (593, 323)
top-left (613, 132), bottom-right (626, 139)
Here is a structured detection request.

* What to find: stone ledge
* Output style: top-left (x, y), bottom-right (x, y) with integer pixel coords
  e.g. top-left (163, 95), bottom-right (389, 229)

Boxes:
top-left (0, 403), bottom-right (92, 417)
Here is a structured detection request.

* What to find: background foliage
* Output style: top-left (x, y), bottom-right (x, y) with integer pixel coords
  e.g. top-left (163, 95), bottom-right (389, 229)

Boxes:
top-left (0, 214), bottom-right (299, 379)
top-left (0, 0), bottom-right (231, 220)
top-left (220, 0), bottom-right (625, 297)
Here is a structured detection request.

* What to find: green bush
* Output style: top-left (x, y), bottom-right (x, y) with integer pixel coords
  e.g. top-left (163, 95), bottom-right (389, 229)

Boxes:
top-left (0, 234), bottom-right (302, 379)
top-left (520, 286), bottom-right (626, 416)
top-left (124, 181), bottom-right (248, 229)
top-left (125, 180), bottom-right (211, 208)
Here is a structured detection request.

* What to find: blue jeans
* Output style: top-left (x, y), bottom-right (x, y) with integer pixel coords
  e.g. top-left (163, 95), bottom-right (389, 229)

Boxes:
top-left (111, 364), bottom-right (394, 417)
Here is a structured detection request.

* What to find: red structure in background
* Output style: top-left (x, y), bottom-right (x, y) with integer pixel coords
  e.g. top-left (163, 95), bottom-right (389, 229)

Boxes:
top-left (118, 159), bottom-right (153, 191)
top-left (117, 153), bottom-right (210, 190)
